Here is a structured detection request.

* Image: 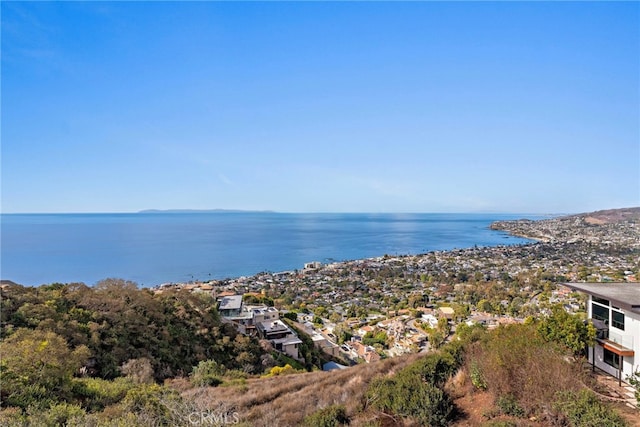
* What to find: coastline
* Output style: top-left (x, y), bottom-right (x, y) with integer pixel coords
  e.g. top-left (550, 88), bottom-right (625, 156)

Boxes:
top-left (0, 213), bottom-right (539, 287)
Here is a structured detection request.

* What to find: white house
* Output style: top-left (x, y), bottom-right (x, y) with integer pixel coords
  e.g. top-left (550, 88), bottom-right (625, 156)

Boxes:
top-left (218, 296), bottom-right (302, 359)
top-left (565, 282), bottom-right (639, 385)
top-left (256, 319), bottom-right (303, 360)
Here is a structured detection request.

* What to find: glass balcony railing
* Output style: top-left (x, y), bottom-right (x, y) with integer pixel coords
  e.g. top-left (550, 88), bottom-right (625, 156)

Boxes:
top-left (608, 330), bottom-right (634, 350)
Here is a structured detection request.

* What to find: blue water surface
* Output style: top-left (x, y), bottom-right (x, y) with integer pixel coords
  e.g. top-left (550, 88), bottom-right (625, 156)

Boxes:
top-left (0, 212), bottom-right (543, 286)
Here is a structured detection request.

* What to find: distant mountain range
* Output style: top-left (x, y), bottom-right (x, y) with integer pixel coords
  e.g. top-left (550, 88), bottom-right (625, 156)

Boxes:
top-left (138, 209), bottom-right (276, 214)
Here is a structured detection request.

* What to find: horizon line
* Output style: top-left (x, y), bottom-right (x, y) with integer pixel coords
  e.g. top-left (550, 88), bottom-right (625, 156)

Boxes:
top-left (0, 209), bottom-right (574, 216)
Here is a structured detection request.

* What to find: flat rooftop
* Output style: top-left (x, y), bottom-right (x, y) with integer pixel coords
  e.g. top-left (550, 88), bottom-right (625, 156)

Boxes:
top-left (218, 295), bottom-right (243, 311)
top-left (563, 282), bottom-right (640, 314)
top-left (257, 319), bottom-right (291, 334)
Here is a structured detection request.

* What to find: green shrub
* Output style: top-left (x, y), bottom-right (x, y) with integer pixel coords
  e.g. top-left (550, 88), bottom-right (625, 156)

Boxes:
top-left (304, 404), bottom-right (349, 426)
top-left (190, 359), bottom-right (225, 387)
top-left (403, 352), bottom-right (456, 386)
top-left (0, 407), bottom-right (26, 427)
top-left (627, 369), bottom-right (640, 408)
top-left (553, 389), bottom-right (628, 427)
top-left (282, 311), bottom-right (298, 321)
top-left (39, 402), bottom-right (87, 427)
top-left (496, 394), bottom-right (524, 417)
top-left (121, 383), bottom-right (183, 425)
top-left (483, 421), bottom-right (517, 427)
top-left (3, 383), bottom-right (54, 410)
top-left (0, 328), bottom-right (90, 409)
top-left (224, 369), bottom-right (248, 380)
top-left (469, 361), bottom-right (487, 390)
top-left (71, 377), bottom-right (134, 411)
top-left (366, 373), bottom-right (454, 427)
top-left (537, 305), bottom-right (595, 356)
top-left (364, 344), bottom-right (463, 426)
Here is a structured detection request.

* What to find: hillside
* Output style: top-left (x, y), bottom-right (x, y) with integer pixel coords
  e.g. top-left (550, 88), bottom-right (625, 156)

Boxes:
top-left (174, 321), bottom-right (639, 427)
top-left (490, 206), bottom-right (640, 245)
top-left (573, 207), bottom-right (640, 224)
top-left (177, 354), bottom-right (422, 426)
top-left (2, 207), bottom-right (639, 426)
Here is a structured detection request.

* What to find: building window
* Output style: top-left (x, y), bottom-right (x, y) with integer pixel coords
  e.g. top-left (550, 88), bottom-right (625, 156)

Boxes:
top-left (592, 303), bottom-right (609, 324)
top-left (611, 311), bottom-right (625, 331)
top-left (593, 297), bottom-right (610, 306)
top-left (604, 348), bottom-right (620, 369)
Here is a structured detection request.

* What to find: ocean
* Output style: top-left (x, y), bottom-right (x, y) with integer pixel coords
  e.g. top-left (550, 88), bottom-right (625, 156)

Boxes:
top-left (0, 212), bottom-right (543, 287)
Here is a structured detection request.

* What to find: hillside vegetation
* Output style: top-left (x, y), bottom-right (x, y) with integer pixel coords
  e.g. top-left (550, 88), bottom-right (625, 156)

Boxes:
top-left (1, 285), bottom-right (635, 426)
top-left (180, 321), bottom-right (633, 427)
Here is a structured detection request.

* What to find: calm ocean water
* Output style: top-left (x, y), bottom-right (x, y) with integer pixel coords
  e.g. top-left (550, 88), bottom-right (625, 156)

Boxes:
top-left (0, 212), bottom-right (542, 287)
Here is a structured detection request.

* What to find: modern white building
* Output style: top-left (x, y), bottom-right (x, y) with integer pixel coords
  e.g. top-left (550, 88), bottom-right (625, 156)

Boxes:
top-left (218, 295), bottom-right (303, 360)
top-left (256, 319), bottom-right (303, 360)
top-left (565, 282), bottom-right (639, 385)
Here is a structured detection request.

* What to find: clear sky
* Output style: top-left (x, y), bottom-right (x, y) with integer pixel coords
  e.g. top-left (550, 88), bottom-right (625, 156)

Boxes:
top-left (2, 1), bottom-right (639, 214)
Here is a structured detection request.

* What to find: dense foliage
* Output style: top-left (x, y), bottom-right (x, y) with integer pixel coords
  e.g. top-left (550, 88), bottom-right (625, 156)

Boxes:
top-left (537, 304), bottom-right (596, 356)
top-left (0, 281), bottom-right (631, 426)
top-left (303, 404), bottom-right (349, 426)
top-left (364, 334), bottom-right (470, 425)
top-left (0, 280), bottom-right (266, 414)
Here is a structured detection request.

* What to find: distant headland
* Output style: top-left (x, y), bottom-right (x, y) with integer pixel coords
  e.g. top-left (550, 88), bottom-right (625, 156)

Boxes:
top-left (137, 209), bottom-right (276, 214)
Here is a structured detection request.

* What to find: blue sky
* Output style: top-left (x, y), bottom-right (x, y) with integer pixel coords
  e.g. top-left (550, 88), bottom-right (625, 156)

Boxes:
top-left (2, 1), bottom-right (639, 214)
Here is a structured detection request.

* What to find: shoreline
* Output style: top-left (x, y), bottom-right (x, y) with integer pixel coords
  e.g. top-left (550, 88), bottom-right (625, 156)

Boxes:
top-left (5, 208), bottom-right (640, 288)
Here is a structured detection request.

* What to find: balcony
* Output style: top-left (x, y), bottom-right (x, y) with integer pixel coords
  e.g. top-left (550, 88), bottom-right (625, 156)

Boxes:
top-left (596, 330), bottom-right (634, 357)
top-left (608, 330), bottom-right (634, 351)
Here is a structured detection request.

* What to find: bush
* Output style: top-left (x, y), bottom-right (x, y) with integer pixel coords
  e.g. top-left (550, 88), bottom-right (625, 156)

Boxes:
top-left (627, 369), bottom-right (640, 408)
top-left (496, 394), bottom-right (524, 417)
top-left (264, 364), bottom-right (295, 377)
top-left (0, 328), bottom-right (90, 408)
top-left (121, 383), bottom-right (184, 425)
top-left (466, 324), bottom-right (582, 416)
top-left (364, 342), bottom-right (465, 426)
top-left (403, 352), bottom-right (456, 386)
top-left (484, 421), bottom-right (517, 427)
top-left (537, 305), bottom-right (595, 356)
top-left (121, 357), bottom-right (155, 384)
top-left (3, 383), bottom-right (54, 411)
top-left (469, 362), bottom-right (487, 390)
top-left (553, 389), bottom-right (628, 427)
top-left (304, 404), bottom-right (349, 426)
top-left (190, 359), bottom-right (226, 387)
top-left (71, 377), bottom-right (134, 411)
top-left (38, 402), bottom-right (87, 426)
top-left (282, 311), bottom-right (298, 321)
top-left (0, 407), bottom-right (26, 427)
top-left (366, 374), bottom-right (454, 427)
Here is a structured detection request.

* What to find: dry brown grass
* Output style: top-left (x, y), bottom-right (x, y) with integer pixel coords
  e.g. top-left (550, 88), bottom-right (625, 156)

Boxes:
top-left (181, 354), bottom-right (421, 426)
top-left (465, 324), bottom-right (585, 417)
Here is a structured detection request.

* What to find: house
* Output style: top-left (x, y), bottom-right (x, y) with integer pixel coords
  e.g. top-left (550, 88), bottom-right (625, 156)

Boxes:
top-left (218, 295), bottom-right (243, 317)
top-left (350, 341), bottom-right (380, 363)
top-left (304, 261), bottom-right (322, 270)
top-left (218, 296), bottom-right (302, 360)
top-left (250, 306), bottom-right (279, 324)
top-left (358, 325), bottom-right (375, 337)
top-left (564, 282), bottom-right (639, 385)
top-left (311, 333), bottom-right (341, 357)
top-left (256, 319), bottom-right (302, 360)
top-left (438, 306), bottom-right (455, 320)
top-left (421, 313), bottom-right (439, 328)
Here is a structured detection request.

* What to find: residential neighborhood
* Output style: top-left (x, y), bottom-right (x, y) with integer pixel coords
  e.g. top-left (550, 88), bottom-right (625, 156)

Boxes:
top-left (154, 210), bottom-right (640, 373)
